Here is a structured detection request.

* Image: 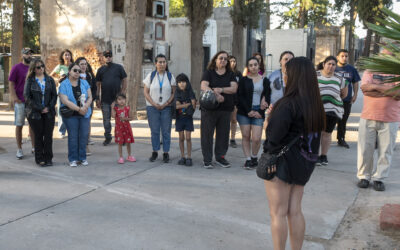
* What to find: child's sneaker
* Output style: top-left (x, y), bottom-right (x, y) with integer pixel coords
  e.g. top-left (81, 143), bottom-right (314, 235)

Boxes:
top-left (118, 157), bottom-right (125, 164)
top-left (178, 157), bottom-right (186, 165)
top-left (127, 156), bottom-right (136, 162)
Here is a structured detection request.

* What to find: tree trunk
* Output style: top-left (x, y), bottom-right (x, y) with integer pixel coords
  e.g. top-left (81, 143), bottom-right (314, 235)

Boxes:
top-left (124, 0), bottom-right (146, 119)
top-left (190, 20), bottom-right (205, 97)
top-left (348, 0), bottom-right (356, 65)
top-left (232, 23), bottom-right (244, 72)
top-left (232, 0), bottom-right (244, 71)
top-left (265, 0), bottom-right (270, 30)
top-left (298, 1), bottom-right (306, 28)
top-left (11, 0), bottom-right (23, 67)
top-left (373, 33), bottom-right (380, 54)
top-left (363, 29), bottom-right (372, 57)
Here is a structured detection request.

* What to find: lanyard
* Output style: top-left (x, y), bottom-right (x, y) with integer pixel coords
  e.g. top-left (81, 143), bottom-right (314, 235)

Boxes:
top-left (157, 72), bottom-right (166, 103)
top-left (35, 77), bottom-right (46, 105)
top-left (279, 70), bottom-right (285, 94)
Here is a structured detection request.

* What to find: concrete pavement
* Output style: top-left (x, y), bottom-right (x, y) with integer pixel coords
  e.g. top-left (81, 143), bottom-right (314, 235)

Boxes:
top-left (0, 92), bottom-right (399, 249)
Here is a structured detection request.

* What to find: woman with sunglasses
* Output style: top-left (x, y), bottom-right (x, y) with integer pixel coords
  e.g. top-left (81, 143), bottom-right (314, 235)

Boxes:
top-left (50, 49), bottom-right (74, 139)
top-left (200, 51), bottom-right (238, 169)
top-left (59, 63), bottom-right (93, 167)
top-left (24, 59), bottom-right (57, 166)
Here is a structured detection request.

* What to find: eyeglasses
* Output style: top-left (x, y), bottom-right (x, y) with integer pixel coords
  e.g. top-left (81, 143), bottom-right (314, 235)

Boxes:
top-left (218, 57), bottom-right (228, 61)
top-left (73, 69), bottom-right (82, 73)
top-left (36, 65), bottom-right (44, 70)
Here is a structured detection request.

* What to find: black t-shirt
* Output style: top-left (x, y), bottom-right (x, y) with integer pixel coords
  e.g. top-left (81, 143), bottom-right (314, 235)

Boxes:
top-left (96, 63), bottom-right (127, 104)
top-left (201, 69), bottom-right (237, 111)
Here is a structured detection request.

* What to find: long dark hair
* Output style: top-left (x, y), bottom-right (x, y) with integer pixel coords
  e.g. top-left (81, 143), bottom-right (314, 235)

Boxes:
top-left (253, 52), bottom-right (265, 74)
top-left (75, 57), bottom-right (95, 79)
top-left (26, 59), bottom-right (48, 80)
top-left (207, 51), bottom-right (232, 72)
top-left (175, 73), bottom-right (195, 100)
top-left (316, 56), bottom-right (337, 70)
top-left (59, 49), bottom-right (74, 65)
top-left (270, 57), bottom-right (325, 133)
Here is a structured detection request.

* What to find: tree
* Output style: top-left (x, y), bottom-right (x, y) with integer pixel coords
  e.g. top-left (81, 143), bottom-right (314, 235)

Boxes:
top-left (279, 0), bottom-right (331, 28)
top-left (182, 0), bottom-right (214, 95)
top-left (124, 0), bottom-right (147, 119)
top-left (357, 0), bottom-right (391, 57)
top-left (230, 0), bottom-right (264, 70)
top-left (11, 0), bottom-right (24, 67)
top-left (360, 7), bottom-right (400, 94)
top-left (170, 0), bottom-right (186, 17)
top-left (335, 0), bottom-right (358, 65)
top-left (0, 1), bottom-right (12, 53)
top-left (23, 0), bottom-right (40, 53)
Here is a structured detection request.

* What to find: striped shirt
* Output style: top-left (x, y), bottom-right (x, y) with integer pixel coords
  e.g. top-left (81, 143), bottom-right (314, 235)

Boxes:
top-left (317, 71), bottom-right (348, 119)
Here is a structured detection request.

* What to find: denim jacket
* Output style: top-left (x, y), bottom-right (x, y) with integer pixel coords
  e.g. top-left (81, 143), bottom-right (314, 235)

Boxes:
top-left (59, 78), bottom-right (92, 118)
top-left (24, 75), bottom-right (57, 120)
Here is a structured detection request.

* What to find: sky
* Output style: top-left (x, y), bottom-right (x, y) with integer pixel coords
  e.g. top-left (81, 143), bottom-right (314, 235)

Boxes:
top-left (269, 0), bottom-right (400, 39)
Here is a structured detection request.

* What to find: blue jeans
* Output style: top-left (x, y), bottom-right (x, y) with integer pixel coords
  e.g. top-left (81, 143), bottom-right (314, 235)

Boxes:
top-left (63, 116), bottom-right (90, 162)
top-left (101, 103), bottom-right (112, 140)
top-left (146, 106), bottom-right (172, 152)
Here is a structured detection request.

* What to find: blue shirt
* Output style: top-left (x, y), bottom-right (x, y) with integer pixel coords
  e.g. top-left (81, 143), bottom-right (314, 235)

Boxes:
top-left (335, 64), bottom-right (361, 102)
top-left (59, 78), bottom-right (92, 118)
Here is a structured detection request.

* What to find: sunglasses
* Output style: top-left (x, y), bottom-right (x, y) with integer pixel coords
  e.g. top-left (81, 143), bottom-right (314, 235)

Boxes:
top-left (36, 65), bottom-right (44, 70)
top-left (218, 57), bottom-right (228, 61)
top-left (104, 54), bottom-right (112, 58)
top-left (72, 68), bottom-right (82, 73)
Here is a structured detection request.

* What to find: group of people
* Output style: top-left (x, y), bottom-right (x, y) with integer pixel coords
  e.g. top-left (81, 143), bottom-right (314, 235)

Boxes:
top-left (8, 46), bottom-right (399, 250)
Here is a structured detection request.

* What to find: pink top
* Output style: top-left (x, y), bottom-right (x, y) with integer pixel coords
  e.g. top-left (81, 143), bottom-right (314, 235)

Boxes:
top-left (361, 70), bottom-right (400, 122)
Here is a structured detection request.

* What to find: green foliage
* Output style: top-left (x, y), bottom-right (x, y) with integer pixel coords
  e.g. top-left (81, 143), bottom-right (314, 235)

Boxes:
top-left (357, 0), bottom-right (391, 27)
top-left (169, 0), bottom-right (186, 17)
top-left (214, 0), bottom-right (233, 7)
top-left (0, 1), bottom-right (12, 52)
top-left (182, 0), bottom-right (214, 27)
top-left (277, 0), bottom-right (332, 28)
top-left (230, 0), bottom-right (265, 28)
top-left (23, 0), bottom-right (40, 53)
top-left (360, 8), bottom-right (400, 91)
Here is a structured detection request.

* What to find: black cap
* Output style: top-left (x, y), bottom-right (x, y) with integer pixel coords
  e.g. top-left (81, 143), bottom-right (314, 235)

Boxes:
top-left (103, 50), bottom-right (112, 57)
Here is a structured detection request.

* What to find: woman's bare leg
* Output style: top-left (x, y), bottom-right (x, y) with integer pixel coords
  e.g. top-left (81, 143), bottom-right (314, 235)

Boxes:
top-left (250, 125), bottom-right (263, 156)
top-left (264, 178), bottom-right (291, 250)
top-left (287, 185), bottom-right (305, 250)
top-left (321, 131), bottom-right (331, 155)
top-left (239, 124), bottom-right (251, 158)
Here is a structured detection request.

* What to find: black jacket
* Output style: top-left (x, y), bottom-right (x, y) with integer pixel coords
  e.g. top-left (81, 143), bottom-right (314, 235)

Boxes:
top-left (24, 75), bottom-right (57, 120)
top-left (236, 76), bottom-right (271, 119)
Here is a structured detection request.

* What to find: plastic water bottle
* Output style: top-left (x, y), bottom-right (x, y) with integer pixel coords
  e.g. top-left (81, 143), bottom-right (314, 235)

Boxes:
top-left (80, 94), bottom-right (86, 107)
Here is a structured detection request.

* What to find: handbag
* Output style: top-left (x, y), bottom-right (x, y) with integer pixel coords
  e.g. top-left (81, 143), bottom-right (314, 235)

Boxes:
top-left (199, 90), bottom-right (219, 110)
top-left (60, 106), bottom-right (74, 118)
top-left (257, 135), bottom-right (301, 180)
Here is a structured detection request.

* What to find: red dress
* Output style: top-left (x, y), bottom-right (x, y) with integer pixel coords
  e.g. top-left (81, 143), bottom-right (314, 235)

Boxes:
top-left (114, 106), bottom-right (134, 144)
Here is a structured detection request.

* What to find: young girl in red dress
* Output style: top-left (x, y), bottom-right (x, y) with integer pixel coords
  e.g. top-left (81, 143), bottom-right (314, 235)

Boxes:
top-left (111, 93), bottom-right (136, 164)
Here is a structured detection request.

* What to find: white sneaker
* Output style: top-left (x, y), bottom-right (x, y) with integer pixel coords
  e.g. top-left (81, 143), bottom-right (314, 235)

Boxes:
top-left (87, 138), bottom-right (95, 145)
top-left (16, 149), bottom-right (24, 159)
top-left (81, 160), bottom-right (89, 166)
top-left (70, 161), bottom-right (78, 167)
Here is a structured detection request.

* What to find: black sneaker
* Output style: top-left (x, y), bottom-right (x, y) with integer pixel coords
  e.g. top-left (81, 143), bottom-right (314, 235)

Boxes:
top-left (203, 161), bottom-right (214, 169)
top-left (149, 152), bottom-right (158, 162)
top-left (338, 139), bottom-right (350, 149)
top-left (251, 157), bottom-right (258, 167)
top-left (316, 156), bottom-right (322, 166)
top-left (357, 179), bottom-right (369, 189)
top-left (230, 140), bottom-right (238, 148)
top-left (163, 152), bottom-right (170, 163)
top-left (103, 138), bottom-right (112, 146)
top-left (216, 156), bottom-right (231, 168)
top-left (373, 181), bottom-right (385, 191)
top-left (178, 157), bottom-right (186, 165)
top-left (185, 158), bottom-right (193, 167)
top-left (243, 160), bottom-right (253, 170)
top-left (320, 155), bottom-right (328, 165)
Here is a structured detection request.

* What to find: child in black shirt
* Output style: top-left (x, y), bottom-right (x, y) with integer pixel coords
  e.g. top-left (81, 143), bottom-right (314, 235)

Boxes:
top-left (175, 74), bottom-right (196, 166)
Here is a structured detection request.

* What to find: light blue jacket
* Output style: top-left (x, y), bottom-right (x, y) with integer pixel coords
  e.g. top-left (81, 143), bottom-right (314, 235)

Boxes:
top-left (59, 78), bottom-right (92, 118)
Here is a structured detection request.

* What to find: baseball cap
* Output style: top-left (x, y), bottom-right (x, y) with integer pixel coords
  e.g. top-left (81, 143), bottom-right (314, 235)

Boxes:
top-left (103, 50), bottom-right (112, 57)
top-left (21, 47), bottom-right (34, 54)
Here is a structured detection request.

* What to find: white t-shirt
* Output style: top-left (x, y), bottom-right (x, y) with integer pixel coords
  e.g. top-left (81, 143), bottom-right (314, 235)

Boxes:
top-left (143, 71), bottom-right (176, 106)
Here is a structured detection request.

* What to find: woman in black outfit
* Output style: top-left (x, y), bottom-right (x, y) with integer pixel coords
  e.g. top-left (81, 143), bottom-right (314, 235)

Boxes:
top-left (24, 59), bottom-right (58, 166)
top-left (236, 57), bottom-right (270, 170)
top-left (228, 55), bottom-right (242, 148)
top-left (200, 51), bottom-right (238, 169)
top-left (262, 57), bottom-right (325, 250)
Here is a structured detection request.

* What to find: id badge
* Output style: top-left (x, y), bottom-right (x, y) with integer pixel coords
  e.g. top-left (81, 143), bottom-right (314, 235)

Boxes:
top-left (159, 96), bottom-right (163, 103)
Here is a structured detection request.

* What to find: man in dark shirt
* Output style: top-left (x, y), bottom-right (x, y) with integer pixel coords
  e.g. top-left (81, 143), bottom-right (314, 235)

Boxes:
top-left (96, 50), bottom-right (127, 145)
top-left (335, 49), bottom-right (361, 148)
